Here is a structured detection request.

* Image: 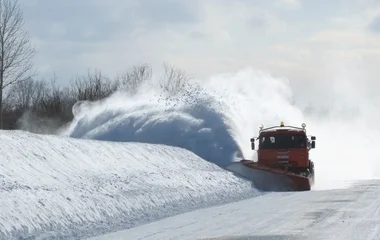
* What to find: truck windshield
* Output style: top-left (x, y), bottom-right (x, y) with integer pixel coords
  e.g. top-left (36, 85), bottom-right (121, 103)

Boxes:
top-left (259, 134), bottom-right (306, 149)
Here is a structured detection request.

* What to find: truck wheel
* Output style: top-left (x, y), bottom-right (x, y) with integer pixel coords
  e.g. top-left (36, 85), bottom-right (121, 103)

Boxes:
top-left (309, 160), bottom-right (315, 183)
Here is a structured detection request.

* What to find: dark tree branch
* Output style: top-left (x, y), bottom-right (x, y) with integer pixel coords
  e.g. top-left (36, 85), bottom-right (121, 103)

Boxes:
top-left (0, 0), bottom-right (37, 128)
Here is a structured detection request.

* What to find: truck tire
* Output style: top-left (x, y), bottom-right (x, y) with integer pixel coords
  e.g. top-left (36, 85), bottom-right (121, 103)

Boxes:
top-left (309, 160), bottom-right (315, 183)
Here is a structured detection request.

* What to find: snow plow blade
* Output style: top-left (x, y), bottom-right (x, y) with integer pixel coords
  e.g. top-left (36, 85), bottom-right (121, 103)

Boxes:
top-left (226, 160), bottom-right (313, 192)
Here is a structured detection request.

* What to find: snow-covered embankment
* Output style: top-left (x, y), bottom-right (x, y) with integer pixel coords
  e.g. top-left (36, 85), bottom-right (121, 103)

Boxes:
top-left (0, 130), bottom-right (259, 239)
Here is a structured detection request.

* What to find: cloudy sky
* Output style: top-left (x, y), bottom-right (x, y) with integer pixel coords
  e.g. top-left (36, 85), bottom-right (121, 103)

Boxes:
top-left (19, 0), bottom-right (380, 97)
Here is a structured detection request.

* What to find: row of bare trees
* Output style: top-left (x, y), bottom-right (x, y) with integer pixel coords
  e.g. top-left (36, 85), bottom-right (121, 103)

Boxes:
top-left (2, 63), bottom-right (193, 132)
top-left (0, 0), bottom-right (193, 132)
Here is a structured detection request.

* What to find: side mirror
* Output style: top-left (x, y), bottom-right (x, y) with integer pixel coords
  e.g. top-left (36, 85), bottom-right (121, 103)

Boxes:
top-left (311, 136), bottom-right (316, 140)
top-left (250, 138), bottom-right (255, 150)
top-left (311, 141), bottom-right (315, 148)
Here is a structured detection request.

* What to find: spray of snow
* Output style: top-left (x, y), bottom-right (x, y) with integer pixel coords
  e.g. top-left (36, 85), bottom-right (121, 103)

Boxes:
top-left (62, 68), bottom-right (303, 166)
top-left (303, 65), bottom-right (380, 190)
top-left (62, 67), bottom-right (380, 190)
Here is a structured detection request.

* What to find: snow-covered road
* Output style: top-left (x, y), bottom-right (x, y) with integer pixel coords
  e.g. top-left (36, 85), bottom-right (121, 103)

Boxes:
top-left (90, 180), bottom-right (380, 240)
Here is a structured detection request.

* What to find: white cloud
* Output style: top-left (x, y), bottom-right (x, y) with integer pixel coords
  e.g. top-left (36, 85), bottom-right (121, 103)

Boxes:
top-left (16, 0), bottom-right (380, 91)
top-left (279, 0), bottom-right (300, 4)
top-left (309, 29), bottom-right (380, 46)
top-left (274, 0), bottom-right (301, 9)
top-left (48, 22), bottom-right (66, 38)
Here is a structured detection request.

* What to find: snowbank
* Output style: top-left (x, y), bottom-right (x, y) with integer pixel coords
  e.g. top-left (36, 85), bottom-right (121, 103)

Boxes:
top-left (0, 130), bottom-right (259, 239)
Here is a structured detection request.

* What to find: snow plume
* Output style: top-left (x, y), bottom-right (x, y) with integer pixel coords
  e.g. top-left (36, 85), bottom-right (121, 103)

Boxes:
top-left (62, 65), bottom-right (380, 190)
top-left (16, 110), bottom-right (67, 135)
top-left (62, 68), bottom-right (303, 167)
top-left (302, 65), bottom-right (380, 190)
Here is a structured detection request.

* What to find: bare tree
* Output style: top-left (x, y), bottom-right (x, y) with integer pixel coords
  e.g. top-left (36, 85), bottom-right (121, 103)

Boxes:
top-left (117, 64), bottom-right (152, 94)
top-left (160, 63), bottom-right (193, 95)
top-left (7, 78), bottom-right (45, 110)
top-left (72, 68), bottom-right (117, 101)
top-left (0, 0), bottom-right (37, 128)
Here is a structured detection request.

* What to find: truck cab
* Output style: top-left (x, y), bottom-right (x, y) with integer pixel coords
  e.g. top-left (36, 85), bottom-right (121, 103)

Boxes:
top-left (250, 122), bottom-right (316, 179)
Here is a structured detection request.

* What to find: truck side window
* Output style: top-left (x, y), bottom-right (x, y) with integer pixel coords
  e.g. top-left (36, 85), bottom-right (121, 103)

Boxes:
top-left (299, 136), bottom-right (305, 147)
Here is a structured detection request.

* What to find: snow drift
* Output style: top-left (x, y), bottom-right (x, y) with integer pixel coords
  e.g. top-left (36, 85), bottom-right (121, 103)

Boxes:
top-left (0, 130), bottom-right (259, 239)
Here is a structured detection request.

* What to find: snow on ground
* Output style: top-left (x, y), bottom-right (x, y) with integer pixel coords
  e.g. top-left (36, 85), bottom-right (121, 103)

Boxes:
top-left (0, 130), bottom-right (260, 240)
top-left (90, 179), bottom-right (380, 240)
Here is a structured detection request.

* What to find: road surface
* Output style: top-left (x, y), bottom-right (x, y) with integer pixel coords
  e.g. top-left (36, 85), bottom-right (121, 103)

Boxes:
top-left (89, 180), bottom-right (380, 240)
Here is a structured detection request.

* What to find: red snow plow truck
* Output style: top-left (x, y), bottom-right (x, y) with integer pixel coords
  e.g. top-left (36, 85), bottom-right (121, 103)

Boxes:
top-left (233, 122), bottom-right (316, 191)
